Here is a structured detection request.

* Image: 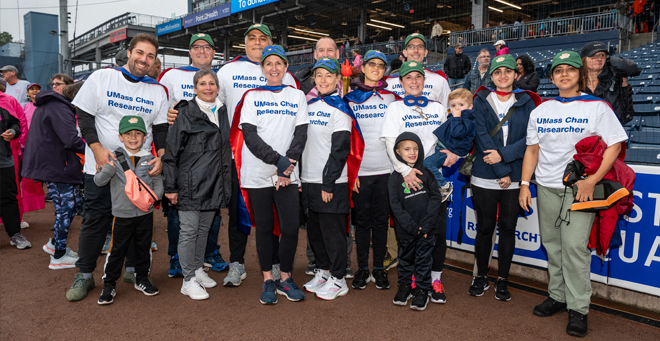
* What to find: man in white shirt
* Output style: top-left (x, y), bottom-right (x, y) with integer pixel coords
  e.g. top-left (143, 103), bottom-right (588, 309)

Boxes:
top-left (1, 65), bottom-right (30, 107)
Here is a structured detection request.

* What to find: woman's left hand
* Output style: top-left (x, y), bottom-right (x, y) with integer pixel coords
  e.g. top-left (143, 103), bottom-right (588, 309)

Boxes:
top-left (275, 176), bottom-right (291, 191)
top-left (498, 176), bottom-right (511, 189)
top-left (574, 178), bottom-right (596, 202)
top-left (483, 150), bottom-right (502, 165)
top-left (322, 190), bottom-right (333, 203)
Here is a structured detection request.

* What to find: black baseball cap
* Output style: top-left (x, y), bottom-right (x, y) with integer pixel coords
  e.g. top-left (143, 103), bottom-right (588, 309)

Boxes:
top-left (580, 41), bottom-right (608, 58)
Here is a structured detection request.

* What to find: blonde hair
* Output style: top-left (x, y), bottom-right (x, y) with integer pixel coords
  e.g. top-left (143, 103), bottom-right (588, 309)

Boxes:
top-left (448, 88), bottom-right (473, 106)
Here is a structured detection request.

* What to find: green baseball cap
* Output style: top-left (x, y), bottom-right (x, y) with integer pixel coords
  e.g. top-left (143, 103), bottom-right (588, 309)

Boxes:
top-left (364, 50), bottom-right (387, 64)
top-left (189, 33), bottom-right (215, 49)
top-left (261, 45), bottom-right (287, 63)
top-left (551, 51), bottom-right (583, 70)
top-left (118, 115), bottom-right (147, 135)
top-left (312, 57), bottom-right (340, 74)
top-left (404, 33), bottom-right (427, 48)
top-left (489, 54), bottom-right (517, 74)
top-left (244, 23), bottom-right (272, 40)
top-left (399, 60), bottom-right (425, 77)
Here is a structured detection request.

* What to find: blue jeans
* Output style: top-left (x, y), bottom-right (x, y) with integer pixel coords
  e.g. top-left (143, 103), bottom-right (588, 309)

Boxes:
top-left (423, 144), bottom-right (448, 187)
top-left (448, 77), bottom-right (464, 87)
top-left (167, 208), bottom-right (221, 259)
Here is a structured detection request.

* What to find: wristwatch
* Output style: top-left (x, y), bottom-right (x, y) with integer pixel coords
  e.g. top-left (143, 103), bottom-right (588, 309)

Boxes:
top-left (520, 180), bottom-right (530, 187)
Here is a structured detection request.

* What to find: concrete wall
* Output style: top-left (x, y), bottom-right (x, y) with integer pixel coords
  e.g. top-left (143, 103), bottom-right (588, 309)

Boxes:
top-left (23, 12), bottom-right (59, 87)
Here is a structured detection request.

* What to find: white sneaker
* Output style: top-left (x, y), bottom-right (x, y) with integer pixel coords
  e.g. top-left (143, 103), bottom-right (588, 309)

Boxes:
top-left (303, 269), bottom-right (329, 293)
top-left (20, 221), bottom-right (29, 229)
top-left (181, 278), bottom-right (209, 300)
top-left (195, 267), bottom-right (217, 288)
top-left (43, 238), bottom-right (78, 257)
top-left (315, 276), bottom-right (349, 300)
top-left (49, 253), bottom-right (79, 270)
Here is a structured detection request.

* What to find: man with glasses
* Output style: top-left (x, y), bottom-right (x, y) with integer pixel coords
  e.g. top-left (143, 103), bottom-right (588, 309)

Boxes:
top-left (464, 49), bottom-right (494, 93)
top-left (444, 43), bottom-right (472, 87)
top-left (385, 33), bottom-right (451, 108)
top-left (50, 74), bottom-right (74, 95)
top-left (1, 65), bottom-right (31, 107)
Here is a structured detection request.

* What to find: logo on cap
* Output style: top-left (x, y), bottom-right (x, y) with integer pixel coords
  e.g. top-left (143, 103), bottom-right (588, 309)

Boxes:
top-left (197, 33), bottom-right (206, 37)
top-left (409, 62), bottom-right (417, 67)
top-left (375, 50), bottom-right (381, 53)
top-left (496, 57), bottom-right (505, 62)
top-left (412, 33), bottom-right (419, 36)
top-left (559, 53), bottom-right (571, 59)
top-left (254, 24), bottom-right (261, 27)
top-left (129, 118), bottom-right (138, 124)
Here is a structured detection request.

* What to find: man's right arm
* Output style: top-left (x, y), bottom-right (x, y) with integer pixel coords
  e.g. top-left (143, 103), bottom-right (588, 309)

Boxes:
top-left (77, 107), bottom-right (116, 171)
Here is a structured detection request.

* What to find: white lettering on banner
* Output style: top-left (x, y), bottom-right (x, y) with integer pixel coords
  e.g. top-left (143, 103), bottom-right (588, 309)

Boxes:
top-left (196, 10), bottom-right (219, 22)
top-left (626, 191), bottom-right (644, 223)
top-left (649, 193), bottom-right (660, 226)
top-left (645, 237), bottom-right (660, 266)
top-left (619, 231), bottom-right (640, 263)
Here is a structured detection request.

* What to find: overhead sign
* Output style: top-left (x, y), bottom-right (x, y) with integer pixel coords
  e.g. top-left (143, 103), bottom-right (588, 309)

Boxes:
top-left (183, 3), bottom-right (231, 28)
top-left (109, 28), bottom-right (127, 43)
top-left (230, 0), bottom-right (278, 14)
top-left (156, 19), bottom-right (181, 36)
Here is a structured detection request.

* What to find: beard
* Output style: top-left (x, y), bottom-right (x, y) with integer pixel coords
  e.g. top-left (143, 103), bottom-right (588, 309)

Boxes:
top-left (127, 58), bottom-right (150, 78)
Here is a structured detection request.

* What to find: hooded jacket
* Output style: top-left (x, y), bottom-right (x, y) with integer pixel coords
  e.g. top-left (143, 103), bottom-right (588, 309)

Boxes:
top-left (584, 56), bottom-right (640, 125)
top-left (432, 109), bottom-right (476, 157)
top-left (0, 106), bottom-right (20, 167)
top-left (388, 132), bottom-right (443, 239)
top-left (21, 91), bottom-right (85, 184)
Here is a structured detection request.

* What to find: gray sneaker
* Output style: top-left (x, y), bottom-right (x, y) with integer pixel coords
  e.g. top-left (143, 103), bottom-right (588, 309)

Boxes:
top-left (10, 233), bottom-right (32, 250)
top-left (66, 273), bottom-right (95, 302)
top-left (305, 261), bottom-right (316, 275)
top-left (223, 262), bottom-right (247, 287)
top-left (272, 263), bottom-right (281, 281)
top-left (440, 183), bottom-right (453, 203)
top-left (345, 266), bottom-right (354, 279)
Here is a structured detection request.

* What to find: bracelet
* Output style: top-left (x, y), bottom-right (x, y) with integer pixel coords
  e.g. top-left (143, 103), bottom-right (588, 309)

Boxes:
top-left (520, 180), bottom-right (530, 186)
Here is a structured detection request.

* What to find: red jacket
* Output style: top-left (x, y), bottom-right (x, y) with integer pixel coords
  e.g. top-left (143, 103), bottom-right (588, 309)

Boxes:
top-left (573, 136), bottom-right (635, 257)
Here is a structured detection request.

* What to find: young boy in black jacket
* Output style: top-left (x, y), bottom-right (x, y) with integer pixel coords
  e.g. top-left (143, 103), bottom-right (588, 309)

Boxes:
top-left (389, 132), bottom-right (443, 311)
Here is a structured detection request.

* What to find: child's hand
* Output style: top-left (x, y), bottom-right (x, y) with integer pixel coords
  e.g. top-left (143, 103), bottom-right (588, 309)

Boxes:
top-left (108, 161), bottom-right (116, 168)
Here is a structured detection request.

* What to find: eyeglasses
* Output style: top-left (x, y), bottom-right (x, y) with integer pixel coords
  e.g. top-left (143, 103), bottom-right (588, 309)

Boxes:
top-left (406, 44), bottom-right (426, 51)
top-left (478, 55), bottom-right (490, 59)
top-left (366, 61), bottom-right (385, 70)
top-left (191, 45), bottom-right (213, 52)
top-left (50, 82), bottom-right (66, 87)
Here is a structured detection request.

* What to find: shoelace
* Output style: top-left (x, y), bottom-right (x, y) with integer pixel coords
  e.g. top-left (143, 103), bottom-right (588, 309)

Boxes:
top-left (228, 266), bottom-right (241, 277)
top-left (284, 279), bottom-right (301, 290)
top-left (71, 276), bottom-right (86, 289)
top-left (263, 280), bottom-right (277, 292)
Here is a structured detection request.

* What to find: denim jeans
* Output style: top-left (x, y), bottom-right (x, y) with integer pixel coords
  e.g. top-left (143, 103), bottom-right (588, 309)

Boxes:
top-left (422, 144), bottom-right (448, 187)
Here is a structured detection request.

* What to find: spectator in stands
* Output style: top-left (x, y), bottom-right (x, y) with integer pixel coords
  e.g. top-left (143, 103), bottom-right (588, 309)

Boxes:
top-left (497, 21), bottom-right (506, 41)
top-left (386, 36), bottom-right (398, 54)
top-left (514, 55), bottom-right (540, 92)
top-left (50, 74), bottom-right (74, 95)
top-left (23, 84), bottom-right (41, 129)
top-left (514, 17), bottom-right (524, 39)
top-left (444, 44), bottom-right (472, 87)
top-left (464, 49), bottom-right (494, 93)
top-left (148, 56), bottom-right (161, 79)
top-left (352, 49), bottom-right (363, 68)
top-left (494, 40), bottom-right (509, 57)
top-left (355, 37), bottom-right (363, 46)
top-left (467, 24), bottom-right (475, 46)
top-left (431, 20), bottom-right (443, 42)
top-left (580, 41), bottom-right (639, 125)
top-left (386, 58), bottom-right (402, 76)
top-left (1, 65), bottom-right (30, 107)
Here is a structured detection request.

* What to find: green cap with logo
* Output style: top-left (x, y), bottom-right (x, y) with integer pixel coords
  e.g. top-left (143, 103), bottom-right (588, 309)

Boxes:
top-left (312, 57), bottom-right (340, 74)
top-left (489, 54), bottom-right (517, 74)
top-left (551, 50), bottom-right (583, 70)
top-left (118, 115), bottom-right (147, 135)
top-left (190, 33), bottom-right (215, 49)
top-left (405, 33), bottom-right (427, 48)
top-left (364, 50), bottom-right (387, 64)
top-left (244, 23), bottom-right (272, 40)
top-left (261, 45), bottom-right (287, 63)
top-left (399, 60), bottom-right (425, 77)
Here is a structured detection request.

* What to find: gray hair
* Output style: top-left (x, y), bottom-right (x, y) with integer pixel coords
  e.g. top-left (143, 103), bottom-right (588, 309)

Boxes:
top-left (193, 68), bottom-right (219, 88)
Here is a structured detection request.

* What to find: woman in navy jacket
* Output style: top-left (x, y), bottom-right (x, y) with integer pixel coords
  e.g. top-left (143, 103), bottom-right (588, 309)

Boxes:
top-left (469, 54), bottom-right (540, 301)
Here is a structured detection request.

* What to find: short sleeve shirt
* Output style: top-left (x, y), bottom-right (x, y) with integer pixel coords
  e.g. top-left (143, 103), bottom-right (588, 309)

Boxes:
top-left (380, 100), bottom-right (447, 159)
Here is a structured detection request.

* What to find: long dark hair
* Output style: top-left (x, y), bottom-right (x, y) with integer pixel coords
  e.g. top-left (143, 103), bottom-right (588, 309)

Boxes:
top-left (516, 55), bottom-right (535, 75)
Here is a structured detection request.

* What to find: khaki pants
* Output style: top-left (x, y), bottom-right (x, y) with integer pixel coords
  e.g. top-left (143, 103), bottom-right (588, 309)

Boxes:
top-left (386, 225), bottom-right (398, 259)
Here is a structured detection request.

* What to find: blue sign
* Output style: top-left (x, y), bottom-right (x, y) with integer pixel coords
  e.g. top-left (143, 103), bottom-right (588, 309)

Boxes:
top-left (183, 3), bottom-right (231, 29)
top-left (156, 19), bottom-right (181, 36)
top-left (230, 0), bottom-right (278, 14)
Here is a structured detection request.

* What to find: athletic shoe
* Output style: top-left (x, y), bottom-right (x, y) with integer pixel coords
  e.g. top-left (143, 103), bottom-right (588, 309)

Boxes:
top-left (223, 262), bottom-right (246, 287)
top-left (566, 310), bottom-right (588, 337)
top-left (272, 264), bottom-right (281, 282)
top-left (494, 278), bottom-right (511, 301)
top-left (533, 297), bottom-right (567, 317)
top-left (411, 289), bottom-right (430, 311)
top-left (66, 273), bottom-right (95, 302)
top-left (151, 241), bottom-right (158, 251)
top-left (98, 283), bottom-right (116, 305)
top-left (384, 252), bottom-right (398, 271)
top-left (195, 267), bottom-right (217, 288)
top-left (123, 270), bottom-right (136, 284)
top-left (373, 269), bottom-right (390, 289)
top-left (276, 278), bottom-right (305, 302)
top-left (303, 269), bottom-right (329, 293)
top-left (181, 278), bottom-right (209, 300)
top-left (393, 284), bottom-right (413, 306)
top-left (315, 276), bottom-right (348, 300)
top-left (20, 221), bottom-right (29, 229)
top-left (345, 266), bottom-right (354, 279)
top-left (429, 278), bottom-right (447, 303)
top-left (468, 276), bottom-right (490, 297)
top-left (260, 279), bottom-right (278, 305)
top-left (101, 235), bottom-right (111, 255)
top-left (43, 238), bottom-right (78, 257)
top-left (305, 261), bottom-right (316, 275)
top-left (203, 249), bottom-right (229, 272)
top-left (168, 254), bottom-right (183, 278)
top-left (134, 278), bottom-right (159, 296)
top-left (49, 253), bottom-right (78, 270)
top-left (10, 233), bottom-right (31, 250)
top-left (440, 183), bottom-right (453, 203)
top-left (351, 268), bottom-right (369, 289)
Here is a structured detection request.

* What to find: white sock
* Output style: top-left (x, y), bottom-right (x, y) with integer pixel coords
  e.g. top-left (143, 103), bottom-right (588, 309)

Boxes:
top-left (432, 271), bottom-right (442, 282)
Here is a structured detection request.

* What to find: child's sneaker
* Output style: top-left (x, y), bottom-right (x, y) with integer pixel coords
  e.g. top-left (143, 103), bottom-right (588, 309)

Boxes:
top-left (276, 278), bottom-right (305, 302)
top-left (151, 241), bottom-right (158, 251)
top-left (168, 254), bottom-right (183, 278)
top-left (440, 183), bottom-right (453, 203)
top-left (101, 234), bottom-right (111, 255)
top-left (223, 262), bottom-right (247, 287)
top-left (494, 278), bottom-right (511, 301)
top-left (43, 238), bottom-right (78, 257)
top-left (203, 249), bottom-right (229, 271)
top-left (315, 276), bottom-right (348, 300)
top-left (373, 269), bottom-right (390, 289)
top-left (468, 276), bottom-right (490, 297)
top-left (411, 289), bottom-right (430, 311)
top-left (181, 278), bottom-right (209, 300)
top-left (260, 279), bottom-right (278, 305)
top-left (20, 221), bottom-right (29, 229)
top-left (49, 253), bottom-right (78, 270)
top-left (303, 269), bottom-right (329, 293)
top-left (429, 277), bottom-right (447, 303)
top-left (305, 261), bottom-right (316, 275)
top-left (384, 252), bottom-right (398, 271)
top-left (98, 283), bottom-right (116, 305)
top-left (195, 267), bottom-right (217, 288)
top-left (134, 278), bottom-right (159, 296)
top-left (351, 268), bottom-right (369, 289)
top-left (393, 284), bottom-right (413, 306)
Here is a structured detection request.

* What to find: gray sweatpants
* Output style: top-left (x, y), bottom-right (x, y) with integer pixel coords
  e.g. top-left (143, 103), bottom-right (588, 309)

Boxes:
top-left (179, 210), bottom-right (216, 281)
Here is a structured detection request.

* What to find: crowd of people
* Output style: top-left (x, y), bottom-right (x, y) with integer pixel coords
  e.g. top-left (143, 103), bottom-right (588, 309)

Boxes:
top-left (0, 22), bottom-right (639, 337)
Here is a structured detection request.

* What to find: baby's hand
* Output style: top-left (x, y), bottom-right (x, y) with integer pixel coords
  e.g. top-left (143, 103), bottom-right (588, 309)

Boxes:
top-left (108, 161), bottom-right (116, 168)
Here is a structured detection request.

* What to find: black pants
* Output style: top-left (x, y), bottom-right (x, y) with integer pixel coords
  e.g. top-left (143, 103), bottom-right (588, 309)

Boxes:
top-left (472, 186), bottom-right (520, 278)
top-left (247, 185), bottom-right (299, 273)
top-left (432, 200), bottom-right (448, 272)
top-left (102, 213), bottom-right (154, 285)
top-left (353, 174), bottom-right (389, 269)
top-left (398, 235), bottom-right (437, 291)
top-left (0, 166), bottom-right (21, 238)
top-left (307, 210), bottom-right (347, 278)
top-left (76, 174), bottom-right (114, 273)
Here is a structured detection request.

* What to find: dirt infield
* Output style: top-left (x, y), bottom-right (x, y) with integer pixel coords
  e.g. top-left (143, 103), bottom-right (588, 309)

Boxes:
top-left (1, 203), bottom-right (659, 340)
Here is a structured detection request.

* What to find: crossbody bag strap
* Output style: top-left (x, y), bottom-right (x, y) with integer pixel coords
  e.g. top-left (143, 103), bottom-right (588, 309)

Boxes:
top-left (114, 150), bottom-right (131, 172)
top-left (488, 106), bottom-right (517, 138)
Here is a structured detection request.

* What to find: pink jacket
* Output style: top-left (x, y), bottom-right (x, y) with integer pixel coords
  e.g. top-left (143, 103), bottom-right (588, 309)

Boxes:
top-left (0, 92), bottom-right (28, 156)
top-left (22, 102), bottom-right (36, 130)
top-left (494, 47), bottom-right (509, 57)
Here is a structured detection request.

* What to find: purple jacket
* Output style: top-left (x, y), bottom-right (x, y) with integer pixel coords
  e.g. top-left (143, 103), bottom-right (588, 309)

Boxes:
top-left (21, 91), bottom-right (85, 184)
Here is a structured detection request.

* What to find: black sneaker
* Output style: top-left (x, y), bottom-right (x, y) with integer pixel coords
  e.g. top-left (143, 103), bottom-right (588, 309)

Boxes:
top-left (393, 284), bottom-right (412, 306)
top-left (351, 268), bottom-right (370, 289)
top-left (429, 277), bottom-right (446, 303)
top-left (305, 261), bottom-right (316, 276)
top-left (98, 283), bottom-right (115, 305)
top-left (134, 278), bottom-right (159, 296)
top-left (533, 297), bottom-right (567, 317)
top-left (468, 276), bottom-right (490, 297)
top-left (566, 310), bottom-right (588, 337)
top-left (494, 278), bottom-right (511, 301)
top-left (373, 269), bottom-right (390, 290)
top-left (410, 289), bottom-right (429, 311)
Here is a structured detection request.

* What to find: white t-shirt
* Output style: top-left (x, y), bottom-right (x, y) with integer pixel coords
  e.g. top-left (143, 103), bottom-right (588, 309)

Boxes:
top-left (217, 57), bottom-right (298, 125)
top-left (526, 95), bottom-right (628, 189)
top-left (380, 99), bottom-right (447, 160)
top-left (158, 66), bottom-right (198, 107)
top-left (72, 68), bottom-right (169, 175)
top-left (238, 86), bottom-right (309, 188)
top-left (301, 98), bottom-right (353, 184)
top-left (6, 79), bottom-right (30, 107)
top-left (347, 91), bottom-right (397, 176)
top-left (386, 69), bottom-right (451, 107)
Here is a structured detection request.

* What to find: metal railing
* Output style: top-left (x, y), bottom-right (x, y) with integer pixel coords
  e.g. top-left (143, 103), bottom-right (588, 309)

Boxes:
top-left (287, 40), bottom-right (416, 67)
top-left (70, 12), bottom-right (168, 48)
top-left (449, 12), bottom-right (619, 47)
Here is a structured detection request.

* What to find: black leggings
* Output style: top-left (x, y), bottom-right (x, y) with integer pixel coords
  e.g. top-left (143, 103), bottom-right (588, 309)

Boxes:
top-left (432, 200), bottom-right (448, 272)
top-left (353, 174), bottom-right (389, 269)
top-left (471, 186), bottom-right (521, 278)
top-left (246, 185), bottom-right (299, 273)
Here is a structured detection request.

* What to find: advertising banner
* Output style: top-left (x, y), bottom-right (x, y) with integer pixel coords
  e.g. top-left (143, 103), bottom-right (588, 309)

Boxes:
top-left (230, 0), bottom-right (278, 14)
top-left (156, 19), bottom-right (181, 36)
top-left (183, 3), bottom-right (231, 28)
top-left (109, 28), bottom-right (127, 43)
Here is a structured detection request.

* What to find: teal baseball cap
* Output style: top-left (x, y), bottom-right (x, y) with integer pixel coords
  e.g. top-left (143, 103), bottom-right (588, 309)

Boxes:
top-left (312, 57), bottom-right (340, 74)
top-left (261, 45), bottom-right (287, 63)
top-left (364, 50), bottom-right (387, 64)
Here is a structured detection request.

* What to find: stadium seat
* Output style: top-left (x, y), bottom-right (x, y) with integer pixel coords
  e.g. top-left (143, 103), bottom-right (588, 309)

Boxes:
top-left (625, 145), bottom-right (660, 164)
top-left (633, 94), bottom-right (657, 104)
top-left (633, 104), bottom-right (660, 115)
top-left (639, 116), bottom-right (660, 129)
